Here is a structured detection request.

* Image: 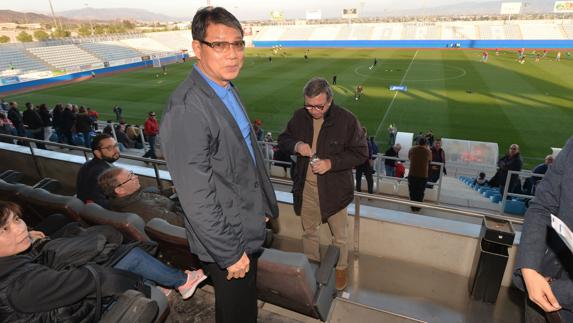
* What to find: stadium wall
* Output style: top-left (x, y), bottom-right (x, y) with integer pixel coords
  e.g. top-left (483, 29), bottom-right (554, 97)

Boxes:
top-left (253, 40), bottom-right (573, 49)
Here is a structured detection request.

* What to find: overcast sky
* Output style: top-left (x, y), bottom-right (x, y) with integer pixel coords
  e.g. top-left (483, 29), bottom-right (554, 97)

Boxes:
top-left (6, 0), bottom-right (499, 20)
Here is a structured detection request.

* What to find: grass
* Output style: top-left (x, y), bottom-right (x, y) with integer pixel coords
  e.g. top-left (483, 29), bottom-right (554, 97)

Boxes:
top-left (7, 48), bottom-right (573, 168)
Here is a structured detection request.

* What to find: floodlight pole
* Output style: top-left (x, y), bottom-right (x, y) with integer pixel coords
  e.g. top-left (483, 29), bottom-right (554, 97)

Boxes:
top-left (48, 0), bottom-right (60, 31)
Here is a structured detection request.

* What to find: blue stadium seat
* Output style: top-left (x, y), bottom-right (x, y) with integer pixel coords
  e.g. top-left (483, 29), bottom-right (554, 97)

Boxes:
top-left (504, 200), bottom-right (527, 215)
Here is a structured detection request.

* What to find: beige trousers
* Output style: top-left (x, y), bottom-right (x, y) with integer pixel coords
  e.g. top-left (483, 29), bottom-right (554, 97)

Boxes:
top-left (301, 181), bottom-right (348, 270)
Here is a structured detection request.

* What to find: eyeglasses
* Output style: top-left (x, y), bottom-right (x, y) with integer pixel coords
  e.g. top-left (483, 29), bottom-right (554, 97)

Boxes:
top-left (304, 104), bottom-right (327, 111)
top-left (116, 171), bottom-right (135, 188)
top-left (99, 143), bottom-right (119, 151)
top-left (199, 40), bottom-right (245, 52)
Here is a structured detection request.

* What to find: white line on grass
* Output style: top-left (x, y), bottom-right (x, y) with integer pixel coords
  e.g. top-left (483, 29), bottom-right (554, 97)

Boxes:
top-left (374, 50), bottom-right (419, 140)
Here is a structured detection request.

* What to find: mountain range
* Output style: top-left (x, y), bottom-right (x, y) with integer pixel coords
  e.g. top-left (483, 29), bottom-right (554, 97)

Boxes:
top-left (0, 1), bottom-right (557, 25)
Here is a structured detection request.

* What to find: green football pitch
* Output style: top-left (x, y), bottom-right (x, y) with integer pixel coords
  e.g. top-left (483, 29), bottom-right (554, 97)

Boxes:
top-left (6, 48), bottom-right (573, 168)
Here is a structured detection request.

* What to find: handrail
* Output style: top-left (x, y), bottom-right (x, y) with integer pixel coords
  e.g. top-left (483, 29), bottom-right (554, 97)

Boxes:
top-left (0, 133), bottom-right (523, 256)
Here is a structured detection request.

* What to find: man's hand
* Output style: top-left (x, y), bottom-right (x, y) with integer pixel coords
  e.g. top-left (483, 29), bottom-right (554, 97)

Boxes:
top-left (522, 268), bottom-right (561, 312)
top-left (311, 159), bottom-right (332, 175)
top-left (296, 142), bottom-right (312, 157)
top-left (226, 252), bottom-right (250, 280)
top-left (29, 230), bottom-right (45, 241)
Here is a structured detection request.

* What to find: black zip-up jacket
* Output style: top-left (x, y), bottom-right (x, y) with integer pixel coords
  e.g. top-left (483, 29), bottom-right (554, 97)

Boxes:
top-left (0, 226), bottom-right (147, 322)
top-left (278, 103), bottom-right (367, 222)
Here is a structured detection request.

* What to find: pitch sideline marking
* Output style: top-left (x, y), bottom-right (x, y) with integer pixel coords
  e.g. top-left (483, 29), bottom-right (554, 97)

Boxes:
top-left (374, 50), bottom-right (418, 140)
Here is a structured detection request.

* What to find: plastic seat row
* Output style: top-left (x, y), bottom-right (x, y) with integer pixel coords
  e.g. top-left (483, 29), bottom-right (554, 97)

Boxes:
top-left (458, 176), bottom-right (527, 215)
top-left (0, 178), bottom-right (338, 321)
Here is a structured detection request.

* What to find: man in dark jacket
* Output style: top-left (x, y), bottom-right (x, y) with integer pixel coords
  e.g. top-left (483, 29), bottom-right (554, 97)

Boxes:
top-left (384, 143), bottom-right (401, 177)
top-left (60, 104), bottom-right (76, 146)
top-left (7, 102), bottom-right (25, 140)
top-left (76, 134), bottom-right (120, 208)
top-left (498, 143), bottom-right (523, 196)
top-left (160, 7), bottom-right (278, 323)
top-left (278, 77), bottom-right (367, 290)
top-left (408, 137), bottom-right (432, 212)
top-left (513, 135), bottom-right (573, 322)
top-left (428, 138), bottom-right (446, 187)
top-left (22, 102), bottom-right (46, 149)
top-left (98, 167), bottom-right (183, 226)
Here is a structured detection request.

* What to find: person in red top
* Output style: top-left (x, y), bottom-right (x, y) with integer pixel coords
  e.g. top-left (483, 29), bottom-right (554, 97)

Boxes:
top-left (143, 111), bottom-right (159, 159)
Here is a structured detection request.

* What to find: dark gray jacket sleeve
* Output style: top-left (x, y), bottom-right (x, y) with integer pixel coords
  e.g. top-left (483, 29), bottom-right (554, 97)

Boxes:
top-left (160, 98), bottom-right (245, 269)
top-left (513, 136), bottom-right (573, 307)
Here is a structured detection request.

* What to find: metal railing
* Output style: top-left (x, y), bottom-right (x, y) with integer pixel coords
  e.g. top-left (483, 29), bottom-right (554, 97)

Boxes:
top-left (500, 170), bottom-right (542, 213)
top-left (0, 133), bottom-right (524, 255)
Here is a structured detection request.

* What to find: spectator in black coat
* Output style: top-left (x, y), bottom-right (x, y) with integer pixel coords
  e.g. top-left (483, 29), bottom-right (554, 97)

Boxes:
top-left (22, 102), bottom-right (46, 149)
top-left (498, 143), bottom-right (523, 197)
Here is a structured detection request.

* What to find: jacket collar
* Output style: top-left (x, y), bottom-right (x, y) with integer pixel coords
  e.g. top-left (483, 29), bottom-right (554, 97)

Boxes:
top-left (110, 189), bottom-right (143, 209)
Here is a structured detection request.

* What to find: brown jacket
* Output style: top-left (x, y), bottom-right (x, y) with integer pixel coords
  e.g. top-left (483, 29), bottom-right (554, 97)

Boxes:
top-left (278, 103), bottom-right (368, 221)
top-left (408, 145), bottom-right (432, 178)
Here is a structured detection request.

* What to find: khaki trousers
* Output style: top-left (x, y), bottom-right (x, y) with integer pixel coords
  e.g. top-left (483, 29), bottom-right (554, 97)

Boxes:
top-left (301, 181), bottom-right (348, 270)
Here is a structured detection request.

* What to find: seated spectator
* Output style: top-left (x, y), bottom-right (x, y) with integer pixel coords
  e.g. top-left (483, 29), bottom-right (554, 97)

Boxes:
top-left (115, 122), bottom-right (134, 151)
top-left (474, 172), bottom-right (487, 186)
top-left (395, 161), bottom-right (405, 178)
top-left (272, 147), bottom-right (293, 178)
top-left (384, 144), bottom-right (401, 177)
top-left (0, 112), bottom-right (17, 143)
top-left (498, 144), bottom-right (523, 197)
top-left (523, 155), bottom-right (554, 195)
top-left (76, 134), bottom-right (120, 208)
top-left (126, 125), bottom-right (143, 149)
top-left (0, 201), bottom-right (207, 322)
top-left (97, 167), bottom-right (183, 226)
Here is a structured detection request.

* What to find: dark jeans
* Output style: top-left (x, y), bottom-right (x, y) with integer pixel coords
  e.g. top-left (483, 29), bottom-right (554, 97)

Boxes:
top-left (204, 255), bottom-right (258, 323)
top-left (81, 131), bottom-right (91, 148)
top-left (143, 135), bottom-right (157, 159)
top-left (408, 176), bottom-right (427, 211)
top-left (114, 247), bottom-right (186, 288)
top-left (28, 128), bottom-right (47, 149)
top-left (356, 162), bottom-right (374, 194)
top-left (385, 165), bottom-right (395, 177)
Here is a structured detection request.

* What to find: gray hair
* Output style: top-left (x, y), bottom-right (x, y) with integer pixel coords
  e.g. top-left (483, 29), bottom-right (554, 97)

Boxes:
top-left (303, 77), bottom-right (333, 101)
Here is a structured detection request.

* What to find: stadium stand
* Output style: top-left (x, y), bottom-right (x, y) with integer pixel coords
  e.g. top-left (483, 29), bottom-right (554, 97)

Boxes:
top-left (401, 25), bottom-right (442, 40)
top-left (335, 24), bottom-right (376, 41)
top-left (309, 25), bottom-right (342, 40)
top-left (119, 37), bottom-right (177, 55)
top-left (477, 24), bottom-right (522, 40)
top-left (79, 41), bottom-right (143, 62)
top-left (560, 24), bottom-right (573, 39)
top-left (0, 47), bottom-right (50, 74)
top-left (440, 24), bottom-right (477, 40)
top-left (146, 31), bottom-right (194, 51)
top-left (371, 24), bottom-right (403, 40)
top-left (519, 23), bottom-right (566, 40)
top-left (27, 44), bottom-right (103, 70)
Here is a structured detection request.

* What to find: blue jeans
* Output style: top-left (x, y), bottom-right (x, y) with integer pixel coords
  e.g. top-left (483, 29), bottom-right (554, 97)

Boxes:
top-left (385, 165), bottom-right (395, 177)
top-left (113, 247), bottom-right (186, 288)
top-left (143, 135), bottom-right (156, 159)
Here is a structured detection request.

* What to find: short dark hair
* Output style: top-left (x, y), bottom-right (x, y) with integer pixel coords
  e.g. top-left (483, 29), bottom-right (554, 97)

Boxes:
top-left (97, 167), bottom-right (123, 197)
top-left (417, 136), bottom-right (427, 146)
top-left (303, 77), bottom-right (333, 101)
top-left (192, 7), bottom-right (243, 41)
top-left (91, 133), bottom-right (114, 151)
top-left (0, 201), bottom-right (22, 228)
